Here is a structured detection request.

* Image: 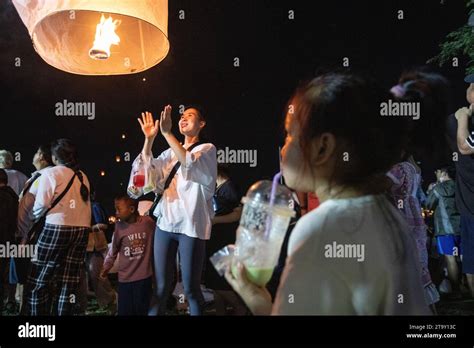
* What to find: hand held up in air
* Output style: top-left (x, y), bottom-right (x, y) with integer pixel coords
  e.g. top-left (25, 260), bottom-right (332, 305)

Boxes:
top-left (138, 111), bottom-right (159, 140)
top-left (160, 105), bottom-right (173, 136)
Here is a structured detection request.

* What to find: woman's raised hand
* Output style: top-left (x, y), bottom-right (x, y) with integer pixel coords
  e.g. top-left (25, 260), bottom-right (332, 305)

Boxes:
top-left (160, 105), bottom-right (173, 136)
top-left (138, 111), bottom-right (159, 140)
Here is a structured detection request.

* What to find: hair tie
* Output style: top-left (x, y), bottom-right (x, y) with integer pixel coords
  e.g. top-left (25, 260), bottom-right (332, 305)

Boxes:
top-left (390, 84), bottom-right (406, 98)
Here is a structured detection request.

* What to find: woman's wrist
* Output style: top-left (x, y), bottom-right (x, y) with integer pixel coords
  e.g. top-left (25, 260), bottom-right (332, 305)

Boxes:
top-left (142, 138), bottom-right (155, 157)
top-left (162, 131), bottom-right (173, 139)
top-left (144, 136), bottom-right (156, 144)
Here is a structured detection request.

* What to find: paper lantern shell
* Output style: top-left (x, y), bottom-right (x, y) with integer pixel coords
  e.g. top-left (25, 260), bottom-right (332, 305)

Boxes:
top-left (13, 0), bottom-right (169, 75)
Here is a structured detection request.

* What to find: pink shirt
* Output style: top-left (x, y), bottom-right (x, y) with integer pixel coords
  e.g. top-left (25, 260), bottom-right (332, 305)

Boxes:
top-left (103, 216), bottom-right (155, 283)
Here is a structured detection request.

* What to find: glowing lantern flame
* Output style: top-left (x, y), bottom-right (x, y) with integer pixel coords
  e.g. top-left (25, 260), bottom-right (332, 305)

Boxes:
top-left (89, 14), bottom-right (121, 60)
top-left (13, 0), bottom-right (169, 75)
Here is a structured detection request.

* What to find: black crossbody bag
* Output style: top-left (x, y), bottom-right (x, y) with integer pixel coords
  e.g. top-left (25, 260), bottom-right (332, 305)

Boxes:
top-left (27, 172), bottom-right (78, 244)
top-left (146, 142), bottom-right (203, 220)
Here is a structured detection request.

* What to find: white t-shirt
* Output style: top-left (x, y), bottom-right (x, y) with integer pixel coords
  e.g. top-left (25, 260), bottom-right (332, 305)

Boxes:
top-left (33, 165), bottom-right (91, 228)
top-left (145, 143), bottom-right (217, 240)
top-left (273, 194), bottom-right (430, 315)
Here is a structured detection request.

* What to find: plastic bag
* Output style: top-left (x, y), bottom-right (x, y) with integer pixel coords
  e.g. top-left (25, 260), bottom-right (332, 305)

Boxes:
top-left (209, 244), bottom-right (235, 276)
top-left (144, 162), bottom-right (159, 195)
top-left (127, 154), bottom-right (157, 198)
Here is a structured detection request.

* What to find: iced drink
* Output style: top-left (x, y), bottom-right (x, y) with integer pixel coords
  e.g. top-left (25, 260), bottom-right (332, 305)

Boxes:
top-left (232, 265), bottom-right (274, 287)
top-left (232, 179), bottom-right (295, 286)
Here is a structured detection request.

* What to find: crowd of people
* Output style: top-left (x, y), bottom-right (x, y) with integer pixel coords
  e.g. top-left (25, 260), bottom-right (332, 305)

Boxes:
top-left (1, 68), bottom-right (474, 316)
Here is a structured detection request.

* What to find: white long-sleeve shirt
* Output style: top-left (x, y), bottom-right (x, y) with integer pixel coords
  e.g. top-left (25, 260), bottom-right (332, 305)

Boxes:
top-left (133, 143), bottom-right (217, 240)
top-left (33, 165), bottom-right (91, 228)
top-left (272, 195), bottom-right (430, 315)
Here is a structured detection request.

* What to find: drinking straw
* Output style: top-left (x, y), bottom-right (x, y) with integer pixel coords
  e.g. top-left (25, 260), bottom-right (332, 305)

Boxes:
top-left (270, 171), bottom-right (282, 206)
top-left (264, 171), bottom-right (282, 240)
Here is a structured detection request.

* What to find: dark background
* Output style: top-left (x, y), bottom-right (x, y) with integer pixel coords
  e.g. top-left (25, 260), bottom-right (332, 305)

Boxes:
top-left (0, 0), bottom-right (470, 215)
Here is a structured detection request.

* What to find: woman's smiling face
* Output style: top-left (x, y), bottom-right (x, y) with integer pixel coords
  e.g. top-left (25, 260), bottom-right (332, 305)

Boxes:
top-left (179, 108), bottom-right (205, 136)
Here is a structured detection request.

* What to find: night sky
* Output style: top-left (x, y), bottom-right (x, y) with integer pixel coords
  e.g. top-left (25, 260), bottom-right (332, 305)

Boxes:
top-left (0, 0), bottom-right (470, 214)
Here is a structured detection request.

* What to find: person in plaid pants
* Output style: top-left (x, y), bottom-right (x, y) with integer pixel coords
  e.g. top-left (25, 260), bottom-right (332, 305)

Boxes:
top-left (24, 139), bottom-right (91, 315)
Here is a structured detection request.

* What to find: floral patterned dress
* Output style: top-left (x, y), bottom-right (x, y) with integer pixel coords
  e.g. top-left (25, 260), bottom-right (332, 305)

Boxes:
top-left (387, 161), bottom-right (439, 306)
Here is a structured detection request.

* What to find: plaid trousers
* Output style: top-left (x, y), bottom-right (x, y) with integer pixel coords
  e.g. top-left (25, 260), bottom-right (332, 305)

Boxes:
top-left (24, 223), bottom-right (89, 315)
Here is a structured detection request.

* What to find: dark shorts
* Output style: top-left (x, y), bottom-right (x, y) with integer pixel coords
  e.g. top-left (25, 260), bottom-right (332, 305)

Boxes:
top-left (436, 235), bottom-right (461, 256)
top-left (118, 277), bottom-right (152, 316)
top-left (461, 214), bottom-right (474, 274)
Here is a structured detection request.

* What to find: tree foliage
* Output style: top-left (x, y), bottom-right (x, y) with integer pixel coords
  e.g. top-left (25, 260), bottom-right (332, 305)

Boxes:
top-left (428, 0), bottom-right (474, 74)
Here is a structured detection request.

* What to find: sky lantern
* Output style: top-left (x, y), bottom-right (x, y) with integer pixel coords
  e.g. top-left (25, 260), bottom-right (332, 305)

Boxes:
top-left (12, 0), bottom-right (169, 75)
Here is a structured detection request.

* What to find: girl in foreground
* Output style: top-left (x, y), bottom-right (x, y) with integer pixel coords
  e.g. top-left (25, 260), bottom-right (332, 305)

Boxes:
top-left (225, 73), bottom-right (430, 315)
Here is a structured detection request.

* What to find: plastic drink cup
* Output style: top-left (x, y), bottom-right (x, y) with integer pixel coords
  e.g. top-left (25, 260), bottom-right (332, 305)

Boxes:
top-left (232, 178), bottom-right (295, 286)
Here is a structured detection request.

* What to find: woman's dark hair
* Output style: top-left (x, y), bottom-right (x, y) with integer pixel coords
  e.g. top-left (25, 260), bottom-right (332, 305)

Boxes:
top-left (395, 69), bottom-right (451, 164)
top-left (291, 72), bottom-right (409, 194)
top-left (51, 138), bottom-right (89, 202)
top-left (183, 105), bottom-right (206, 122)
top-left (38, 143), bottom-right (53, 166)
top-left (51, 138), bottom-right (79, 169)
